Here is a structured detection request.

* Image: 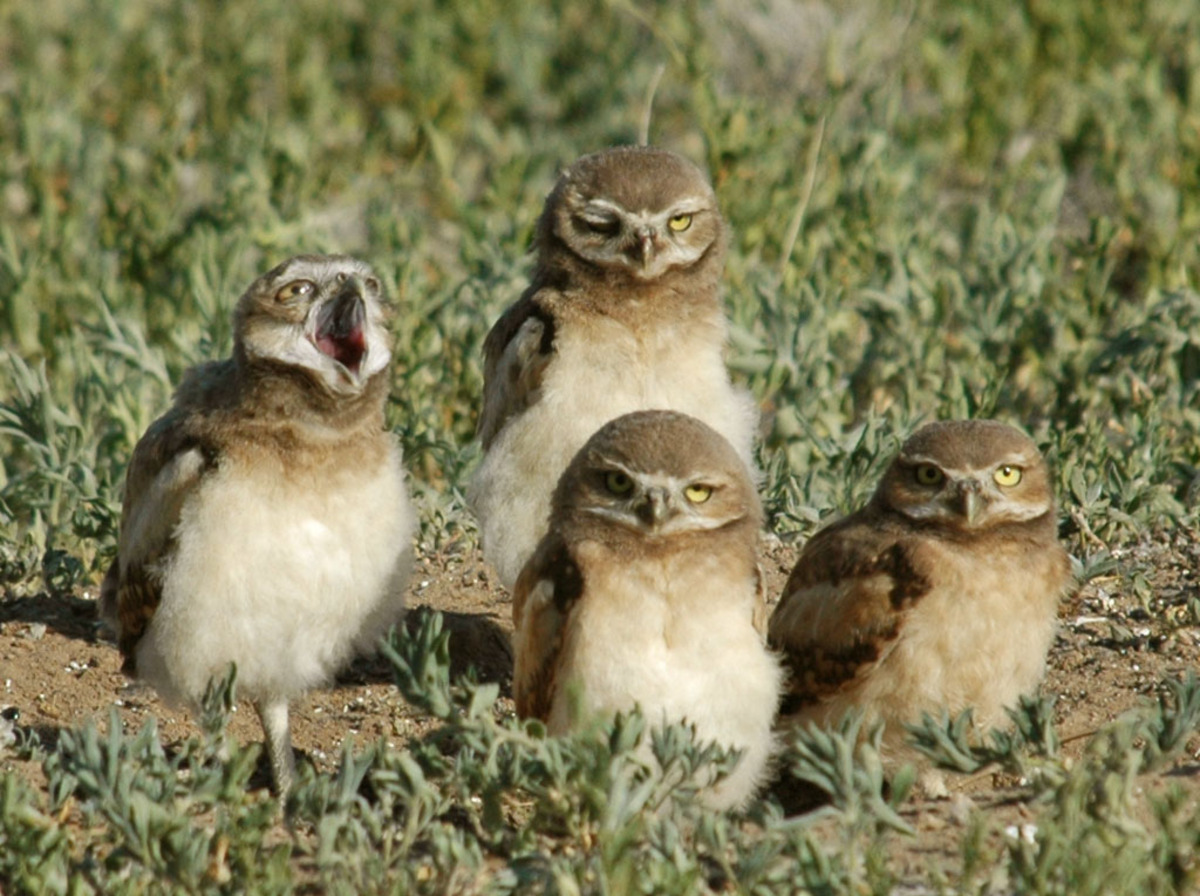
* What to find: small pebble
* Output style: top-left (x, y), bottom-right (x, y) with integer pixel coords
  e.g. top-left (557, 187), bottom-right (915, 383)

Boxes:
top-left (1004, 824), bottom-right (1038, 845)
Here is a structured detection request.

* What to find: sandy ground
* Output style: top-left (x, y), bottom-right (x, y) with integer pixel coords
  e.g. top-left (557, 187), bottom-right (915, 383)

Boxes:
top-left (2, 530), bottom-right (1199, 883)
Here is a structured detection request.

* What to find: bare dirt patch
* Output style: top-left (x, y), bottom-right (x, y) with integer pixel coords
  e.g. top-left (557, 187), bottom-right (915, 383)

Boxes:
top-left (3, 530), bottom-right (1199, 880)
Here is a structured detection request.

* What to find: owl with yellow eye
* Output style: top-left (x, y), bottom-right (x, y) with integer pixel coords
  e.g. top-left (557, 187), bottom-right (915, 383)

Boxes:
top-left (470, 146), bottom-right (759, 591)
top-left (768, 419), bottom-right (1072, 773)
top-left (512, 410), bottom-right (782, 810)
top-left (100, 254), bottom-right (414, 796)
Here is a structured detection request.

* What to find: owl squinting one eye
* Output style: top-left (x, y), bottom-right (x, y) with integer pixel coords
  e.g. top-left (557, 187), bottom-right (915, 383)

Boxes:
top-left (470, 146), bottom-right (759, 589)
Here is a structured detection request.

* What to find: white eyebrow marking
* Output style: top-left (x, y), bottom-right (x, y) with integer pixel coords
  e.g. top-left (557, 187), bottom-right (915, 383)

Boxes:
top-left (584, 198), bottom-right (624, 214)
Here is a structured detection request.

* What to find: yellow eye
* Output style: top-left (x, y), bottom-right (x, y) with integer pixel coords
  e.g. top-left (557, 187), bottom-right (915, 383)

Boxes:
top-left (275, 279), bottom-right (315, 303)
top-left (604, 471), bottom-right (634, 495)
top-left (668, 213), bottom-right (693, 232)
top-left (994, 465), bottom-right (1023, 487)
top-left (684, 484), bottom-right (713, 504)
top-left (914, 464), bottom-right (944, 486)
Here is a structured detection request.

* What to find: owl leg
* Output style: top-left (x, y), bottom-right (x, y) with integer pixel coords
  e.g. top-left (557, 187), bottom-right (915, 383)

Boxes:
top-left (255, 697), bottom-right (295, 796)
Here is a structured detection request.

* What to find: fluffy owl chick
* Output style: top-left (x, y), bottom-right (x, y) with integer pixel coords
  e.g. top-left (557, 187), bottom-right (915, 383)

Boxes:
top-left (99, 254), bottom-right (415, 795)
top-left (769, 420), bottom-right (1071, 765)
top-left (513, 411), bottom-right (782, 810)
top-left (471, 146), bottom-right (759, 589)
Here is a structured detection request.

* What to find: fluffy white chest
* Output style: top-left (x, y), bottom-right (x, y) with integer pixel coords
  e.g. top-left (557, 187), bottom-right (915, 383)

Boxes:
top-left (471, 317), bottom-right (759, 587)
top-left (138, 444), bottom-right (413, 706)
top-left (551, 547), bottom-right (780, 749)
top-left (544, 545), bottom-right (782, 809)
top-left (543, 318), bottom-right (754, 458)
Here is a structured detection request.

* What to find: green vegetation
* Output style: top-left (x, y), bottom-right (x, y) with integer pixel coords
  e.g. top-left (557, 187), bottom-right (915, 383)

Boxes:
top-left (2, 0), bottom-right (1199, 891)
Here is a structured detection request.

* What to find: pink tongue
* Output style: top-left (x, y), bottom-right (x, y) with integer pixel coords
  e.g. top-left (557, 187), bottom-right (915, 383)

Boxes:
top-left (317, 325), bottom-right (366, 372)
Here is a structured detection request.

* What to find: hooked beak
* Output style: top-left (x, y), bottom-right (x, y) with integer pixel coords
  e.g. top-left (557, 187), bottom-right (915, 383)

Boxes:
top-left (313, 281), bottom-right (368, 376)
top-left (635, 486), bottom-right (671, 528)
top-left (632, 226), bottom-right (656, 271)
top-left (956, 480), bottom-right (985, 526)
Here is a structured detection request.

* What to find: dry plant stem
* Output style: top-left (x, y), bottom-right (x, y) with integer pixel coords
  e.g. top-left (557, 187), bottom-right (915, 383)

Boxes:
top-left (778, 115), bottom-right (826, 282)
top-left (638, 63), bottom-right (667, 147)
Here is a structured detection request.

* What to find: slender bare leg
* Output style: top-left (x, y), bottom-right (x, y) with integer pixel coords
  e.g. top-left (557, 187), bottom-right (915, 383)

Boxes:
top-left (255, 697), bottom-right (295, 796)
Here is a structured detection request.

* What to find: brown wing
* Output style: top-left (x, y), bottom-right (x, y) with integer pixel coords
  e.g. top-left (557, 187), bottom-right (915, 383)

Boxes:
top-left (767, 514), bottom-right (932, 712)
top-left (98, 401), bottom-right (217, 672)
top-left (511, 533), bottom-right (584, 721)
top-left (476, 290), bottom-right (557, 447)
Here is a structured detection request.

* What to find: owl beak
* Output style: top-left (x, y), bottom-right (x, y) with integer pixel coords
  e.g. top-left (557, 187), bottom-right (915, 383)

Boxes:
top-left (635, 486), bottom-right (671, 528)
top-left (956, 480), bottom-right (985, 526)
top-left (632, 226), bottom-right (656, 270)
top-left (313, 283), bottom-right (368, 377)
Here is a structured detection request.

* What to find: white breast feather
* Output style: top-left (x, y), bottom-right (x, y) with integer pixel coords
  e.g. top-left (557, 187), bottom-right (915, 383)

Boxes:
top-left (135, 441), bottom-right (414, 707)
top-left (831, 541), bottom-right (1058, 734)
top-left (471, 319), bottom-right (758, 588)
top-left (551, 547), bottom-right (781, 809)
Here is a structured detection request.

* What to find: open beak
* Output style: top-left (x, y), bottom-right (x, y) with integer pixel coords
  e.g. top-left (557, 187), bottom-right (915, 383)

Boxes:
top-left (313, 282), bottom-right (367, 376)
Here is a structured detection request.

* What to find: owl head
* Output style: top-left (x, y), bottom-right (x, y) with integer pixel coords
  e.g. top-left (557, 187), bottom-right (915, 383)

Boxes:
top-left (551, 410), bottom-right (760, 541)
top-left (233, 254), bottom-right (393, 397)
top-left (875, 420), bottom-right (1056, 533)
top-left (536, 146), bottom-right (726, 285)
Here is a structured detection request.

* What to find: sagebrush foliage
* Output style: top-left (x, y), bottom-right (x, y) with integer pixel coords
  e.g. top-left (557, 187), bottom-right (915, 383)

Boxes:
top-left (2, 0), bottom-right (1198, 572)
top-left (3, 612), bottom-right (1199, 893)
top-left (2, 0), bottom-right (1200, 891)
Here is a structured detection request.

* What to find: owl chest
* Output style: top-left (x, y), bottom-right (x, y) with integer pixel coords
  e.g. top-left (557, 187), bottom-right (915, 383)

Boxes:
top-left (915, 540), bottom-right (1056, 631)
top-left (558, 550), bottom-right (762, 720)
top-left (548, 317), bottom-right (726, 411)
top-left (880, 540), bottom-right (1061, 716)
top-left (172, 445), bottom-right (406, 598)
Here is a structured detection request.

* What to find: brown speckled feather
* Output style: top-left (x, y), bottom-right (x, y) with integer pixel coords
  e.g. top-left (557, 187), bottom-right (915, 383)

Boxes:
top-left (98, 366), bottom-right (224, 670)
top-left (477, 290), bottom-right (557, 448)
top-left (511, 533), bottom-right (584, 721)
top-left (768, 514), bottom-right (932, 711)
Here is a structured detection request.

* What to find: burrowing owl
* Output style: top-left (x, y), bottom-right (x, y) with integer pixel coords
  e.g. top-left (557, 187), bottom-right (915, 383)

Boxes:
top-left (768, 420), bottom-right (1071, 768)
top-left (470, 146), bottom-right (759, 589)
top-left (512, 411), bottom-right (782, 810)
top-left (100, 254), bottom-right (415, 794)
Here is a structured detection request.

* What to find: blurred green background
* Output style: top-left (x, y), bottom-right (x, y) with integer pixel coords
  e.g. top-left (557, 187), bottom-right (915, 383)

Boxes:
top-left (2, 0), bottom-right (1198, 592)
